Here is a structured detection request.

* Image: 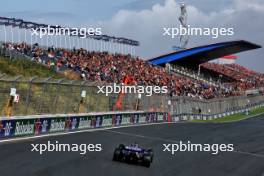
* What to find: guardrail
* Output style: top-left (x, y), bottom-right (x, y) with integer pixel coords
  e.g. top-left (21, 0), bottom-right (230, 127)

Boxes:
top-left (0, 111), bottom-right (168, 140)
top-left (172, 102), bottom-right (264, 122)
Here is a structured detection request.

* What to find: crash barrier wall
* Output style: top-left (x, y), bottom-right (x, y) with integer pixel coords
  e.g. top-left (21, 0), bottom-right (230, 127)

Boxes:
top-left (0, 111), bottom-right (168, 140)
top-left (171, 101), bottom-right (264, 122)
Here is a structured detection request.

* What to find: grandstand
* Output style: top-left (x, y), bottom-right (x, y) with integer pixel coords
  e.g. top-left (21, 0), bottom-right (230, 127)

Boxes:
top-left (1, 42), bottom-right (242, 100)
top-left (149, 40), bottom-right (264, 95)
top-left (1, 41), bottom-right (263, 100)
top-left (1, 4), bottom-right (264, 176)
top-left (0, 16), bottom-right (263, 112)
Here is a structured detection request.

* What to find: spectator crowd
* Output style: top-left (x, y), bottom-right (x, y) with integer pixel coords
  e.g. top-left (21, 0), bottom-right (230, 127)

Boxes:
top-left (2, 42), bottom-right (263, 100)
top-left (202, 62), bottom-right (264, 91)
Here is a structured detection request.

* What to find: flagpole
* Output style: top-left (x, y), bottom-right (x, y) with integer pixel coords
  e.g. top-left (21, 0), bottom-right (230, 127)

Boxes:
top-left (31, 31), bottom-right (33, 46)
top-left (55, 35), bottom-right (58, 48)
top-left (85, 38), bottom-right (88, 51)
top-left (109, 41), bottom-right (112, 53)
top-left (59, 35), bottom-right (62, 48)
top-left (40, 32), bottom-right (43, 46)
top-left (11, 26), bottom-right (14, 43)
top-left (35, 33), bottom-right (38, 45)
top-left (100, 40), bottom-right (102, 52)
top-left (68, 36), bottom-right (71, 49)
top-left (24, 29), bottom-right (27, 43)
top-left (46, 35), bottom-right (49, 47)
top-left (18, 28), bottom-right (21, 43)
top-left (4, 25), bottom-right (7, 43)
top-left (64, 35), bottom-right (67, 49)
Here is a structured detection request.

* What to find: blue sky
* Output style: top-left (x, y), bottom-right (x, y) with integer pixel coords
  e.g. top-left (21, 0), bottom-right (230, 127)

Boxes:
top-left (0, 0), bottom-right (235, 24)
top-left (0, 0), bottom-right (131, 23)
top-left (0, 0), bottom-right (263, 72)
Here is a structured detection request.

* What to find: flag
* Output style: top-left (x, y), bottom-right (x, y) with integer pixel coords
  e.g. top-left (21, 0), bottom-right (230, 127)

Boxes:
top-left (218, 55), bottom-right (237, 64)
top-left (48, 52), bottom-right (55, 58)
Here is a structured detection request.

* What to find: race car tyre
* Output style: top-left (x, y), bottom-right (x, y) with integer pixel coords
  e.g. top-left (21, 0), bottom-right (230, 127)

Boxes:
top-left (113, 148), bottom-right (122, 161)
top-left (142, 155), bottom-right (151, 168)
top-left (148, 149), bottom-right (154, 162)
top-left (128, 153), bottom-right (138, 163)
top-left (118, 144), bottom-right (125, 150)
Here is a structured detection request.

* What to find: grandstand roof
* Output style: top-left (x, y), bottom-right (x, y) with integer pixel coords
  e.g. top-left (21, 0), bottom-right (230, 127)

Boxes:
top-left (148, 40), bottom-right (261, 66)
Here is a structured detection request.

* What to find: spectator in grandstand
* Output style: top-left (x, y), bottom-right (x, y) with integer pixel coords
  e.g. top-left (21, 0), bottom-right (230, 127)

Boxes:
top-left (4, 42), bottom-right (263, 100)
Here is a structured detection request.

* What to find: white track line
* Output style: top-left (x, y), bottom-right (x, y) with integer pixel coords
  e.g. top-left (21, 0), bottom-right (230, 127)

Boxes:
top-left (107, 130), bottom-right (264, 159)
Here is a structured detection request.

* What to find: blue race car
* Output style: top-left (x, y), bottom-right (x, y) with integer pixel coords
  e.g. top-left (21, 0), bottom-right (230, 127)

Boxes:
top-left (113, 143), bottom-right (154, 167)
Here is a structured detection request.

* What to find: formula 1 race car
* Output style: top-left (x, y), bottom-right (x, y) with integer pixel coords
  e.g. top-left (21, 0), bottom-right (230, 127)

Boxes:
top-left (113, 143), bottom-right (154, 167)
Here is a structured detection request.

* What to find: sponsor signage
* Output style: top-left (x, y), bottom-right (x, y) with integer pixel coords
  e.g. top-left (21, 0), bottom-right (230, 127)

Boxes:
top-left (121, 114), bottom-right (130, 125)
top-left (139, 114), bottom-right (146, 123)
top-left (91, 116), bottom-right (103, 128)
top-left (0, 112), bottom-right (168, 140)
top-left (147, 113), bottom-right (157, 123)
top-left (112, 114), bottom-right (122, 126)
top-left (10, 88), bottom-right (16, 96)
top-left (0, 120), bottom-right (15, 137)
top-left (81, 90), bottom-right (86, 98)
top-left (50, 118), bottom-right (65, 132)
top-left (78, 116), bottom-right (92, 129)
top-left (102, 115), bottom-right (112, 127)
top-left (65, 117), bottom-right (79, 131)
top-left (14, 94), bottom-right (20, 103)
top-left (14, 119), bottom-right (35, 136)
top-left (157, 113), bottom-right (164, 121)
top-left (130, 114), bottom-right (139, 124)
top-left (34, 118), bottom-right (50, 135)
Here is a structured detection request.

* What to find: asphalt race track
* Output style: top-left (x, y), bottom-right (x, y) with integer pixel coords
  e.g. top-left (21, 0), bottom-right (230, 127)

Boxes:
top-left (1, 115), bottom-right (264, 176)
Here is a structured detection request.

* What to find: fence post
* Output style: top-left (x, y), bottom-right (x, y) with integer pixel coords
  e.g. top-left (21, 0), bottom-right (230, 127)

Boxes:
top-left (52, 78), bottom-right (65, 114)
top-left (25, 76), bottom-right (37, 115)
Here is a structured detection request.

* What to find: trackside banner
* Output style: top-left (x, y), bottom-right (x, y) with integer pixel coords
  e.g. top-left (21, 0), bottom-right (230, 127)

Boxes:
top-left (0, 112), bottom-right (168, 140)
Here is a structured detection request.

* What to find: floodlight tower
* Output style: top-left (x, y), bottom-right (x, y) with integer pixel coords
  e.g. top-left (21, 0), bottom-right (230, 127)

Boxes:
top-left (179, 3), bottom-right (187, 27)
top-left (179, 3), bottom-right (189, 49)
top-left (172, 2), bottom-right (189, 50)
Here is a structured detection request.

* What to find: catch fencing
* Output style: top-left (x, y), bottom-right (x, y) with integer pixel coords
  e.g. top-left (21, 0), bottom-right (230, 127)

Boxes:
top-left (0, 73), bottom-right (167, 116)
top-left (0, 73), bottom-right (264, 117)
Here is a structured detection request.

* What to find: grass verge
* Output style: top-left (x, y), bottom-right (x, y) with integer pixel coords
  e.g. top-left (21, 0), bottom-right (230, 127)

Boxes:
top-left (0, 56), bottom-right (61, 78)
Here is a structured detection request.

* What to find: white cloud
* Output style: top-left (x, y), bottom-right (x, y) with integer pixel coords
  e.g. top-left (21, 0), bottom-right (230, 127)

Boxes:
top-left (98, 0), bottom-right (264, 72)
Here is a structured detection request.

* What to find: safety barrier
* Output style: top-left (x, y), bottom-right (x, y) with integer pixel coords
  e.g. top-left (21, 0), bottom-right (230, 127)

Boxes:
top-left (0, 111), bottom-right (168, 140)
top-left (172, 102), bottom-right (264, 122)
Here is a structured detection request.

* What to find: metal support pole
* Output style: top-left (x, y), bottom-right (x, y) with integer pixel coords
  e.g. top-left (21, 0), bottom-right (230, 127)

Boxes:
top-left (4, 25), bottom-right (7, 43)
top-left (11, 27), bottom-right (14, 43)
